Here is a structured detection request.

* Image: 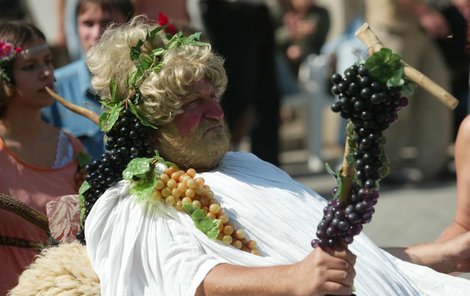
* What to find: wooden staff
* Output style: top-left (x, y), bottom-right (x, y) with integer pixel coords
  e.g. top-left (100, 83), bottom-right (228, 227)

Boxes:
top-left (355, 22), bottom-right (458, 110)
top-left (45, 87), bottom-right (100, 125)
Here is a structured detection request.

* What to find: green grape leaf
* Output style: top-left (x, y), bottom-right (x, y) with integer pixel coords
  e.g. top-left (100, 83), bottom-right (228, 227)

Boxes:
top-left (127, 100), bottom-right (157, 129)
top-left (140, 53), bottom-right (154, 67)
top-left (325, 162), bottom-right (337, 178)
top-left (379, 142), bottom-right (390, 179)
top-left (152, 47), bottom-right (166, 56)
top-left (166, 32), bottom-right (184, 49)
top-left (99, 104), bottom-right (122, 132)
top-left (186, 32), bottom-right (201, 42)
top-left (365, 48), bottom-right (403, 86)
top-left (122, 157), bottom-right (153, 180)
top-left (76, 151), bottom-right (92, 168)
top-left (148, 26), bottom-right (164, 39)
top-left (183, 204), bottom-right (221, 240)
top-left (130, 176), bottom-right (158, 201)
top-left (338, 174), bottom-right (350, 204)
top-left (109, 79), bottom-right (118, 100)
top-left (127, 71), bottom-right (138, 88)
top-left (78, 181), bottom-right (90, 226)
top-left (130, 39), bottom-right (143, 61)
top-left (78, 180), bottom-right (90, 196)
top-left (401, 81), bottom-right (415, 96)
top-left (325, 162), bottom-right (341, 199)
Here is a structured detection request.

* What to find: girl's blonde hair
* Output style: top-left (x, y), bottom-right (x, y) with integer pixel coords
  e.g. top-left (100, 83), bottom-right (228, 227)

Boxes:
top-left (86, 16), bottom-right (228, 126)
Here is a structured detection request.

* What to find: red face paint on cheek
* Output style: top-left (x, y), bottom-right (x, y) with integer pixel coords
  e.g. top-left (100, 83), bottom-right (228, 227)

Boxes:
top-left (173, 110), bottom-right (203, 136)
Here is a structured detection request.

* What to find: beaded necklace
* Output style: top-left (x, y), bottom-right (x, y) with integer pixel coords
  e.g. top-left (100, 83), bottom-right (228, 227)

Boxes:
top-left (122, 154), bottom-right (259, 255)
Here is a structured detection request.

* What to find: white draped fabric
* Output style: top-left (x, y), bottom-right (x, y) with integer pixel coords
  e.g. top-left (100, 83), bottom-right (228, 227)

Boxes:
top-left (86, 152), bottom-right (470, 296)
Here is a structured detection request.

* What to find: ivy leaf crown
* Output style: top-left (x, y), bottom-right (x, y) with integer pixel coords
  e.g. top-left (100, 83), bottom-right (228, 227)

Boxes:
top-left (98, 13), bottom-right (208, 133)
top-left (0, 40), bottom-right (23, 82)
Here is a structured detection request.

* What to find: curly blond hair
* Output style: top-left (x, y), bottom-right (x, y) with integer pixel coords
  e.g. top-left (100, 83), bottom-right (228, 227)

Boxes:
top-left (86, 16), bottom-right (228, 127)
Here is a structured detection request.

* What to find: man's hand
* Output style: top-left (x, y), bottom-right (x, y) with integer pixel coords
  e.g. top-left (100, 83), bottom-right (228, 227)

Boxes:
top-left (288, 247), bottom-right (357, 296)
top-left (198, 247), bottom-right (356, 296)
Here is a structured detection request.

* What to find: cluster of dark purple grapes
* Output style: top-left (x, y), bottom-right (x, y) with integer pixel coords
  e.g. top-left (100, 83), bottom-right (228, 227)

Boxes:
top-left (311, 63), bottom-right (408, 250)
top-left (76, 109), bottom-right (154, 243)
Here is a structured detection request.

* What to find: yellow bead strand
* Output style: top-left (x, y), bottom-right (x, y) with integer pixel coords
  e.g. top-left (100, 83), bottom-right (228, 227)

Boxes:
top-left (151, 166), bottom-right (259, 255)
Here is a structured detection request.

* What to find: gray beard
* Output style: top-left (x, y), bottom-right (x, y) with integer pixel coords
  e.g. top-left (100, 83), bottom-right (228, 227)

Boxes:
top-left (152, 121), bottom-right (231, 172)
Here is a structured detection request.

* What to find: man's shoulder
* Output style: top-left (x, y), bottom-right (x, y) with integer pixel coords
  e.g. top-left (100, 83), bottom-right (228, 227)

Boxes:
top-left (223, 151), bottom-right (278, 168)
top-left (224, 151), bottom-right (259, 161)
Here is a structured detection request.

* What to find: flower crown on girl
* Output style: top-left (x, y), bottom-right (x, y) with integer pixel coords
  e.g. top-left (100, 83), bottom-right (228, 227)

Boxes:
top-left (0, 40), bottom-right (22, 82)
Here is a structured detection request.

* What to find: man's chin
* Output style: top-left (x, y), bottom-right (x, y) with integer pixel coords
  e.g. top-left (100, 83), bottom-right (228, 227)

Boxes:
top-left (156, 123), bottom-right (230, 171)
top-left (191, 137), bottom-right (229, 170)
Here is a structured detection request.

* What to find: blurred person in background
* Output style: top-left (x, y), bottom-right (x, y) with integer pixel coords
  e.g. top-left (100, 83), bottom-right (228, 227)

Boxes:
top-left (0, 21), bottom-right (86, 295)
top-left (385, 115), bottom-right (470, 275)
top-left (428, 0), bottom-right (469, 140)
top-left (275, 0), bottom-right (330, 80)
top-left (54, 0), bottom-right (82, 62)
top-left (132, 0), bottom-right (189, 22)
top-left (437, 115), bottom-right (470, 242)
top-left (43, 0), bottom-right (133, 161)
top-left (201, 0), bottom-right (281, 166)
top-left (0, 0), bottom-right (31, 22)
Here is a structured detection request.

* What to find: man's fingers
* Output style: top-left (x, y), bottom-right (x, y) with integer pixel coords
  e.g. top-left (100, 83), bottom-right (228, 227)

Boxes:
top-left (324, 269), bottom-right (356, 287)
top-left (321, 281), bottom-right (354, 295)
top-left (330, 248), bottom-right (357, 266)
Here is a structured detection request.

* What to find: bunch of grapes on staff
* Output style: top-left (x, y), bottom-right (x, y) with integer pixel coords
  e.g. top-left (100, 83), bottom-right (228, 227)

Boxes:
top-left (311, 23), bottom-right (459, 252)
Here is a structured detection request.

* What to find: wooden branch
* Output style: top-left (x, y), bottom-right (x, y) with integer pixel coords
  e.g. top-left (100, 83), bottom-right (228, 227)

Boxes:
top-left (45, 87), bottom-right (100, 125)
top-left (354, 22), bottom-right (458, 110)
top-left (339, 135), bottom-right (354, 204)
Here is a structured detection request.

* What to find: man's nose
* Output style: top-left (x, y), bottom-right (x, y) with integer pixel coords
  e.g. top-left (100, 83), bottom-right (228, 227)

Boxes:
top-left (204, 99), bottom-right (224, 120)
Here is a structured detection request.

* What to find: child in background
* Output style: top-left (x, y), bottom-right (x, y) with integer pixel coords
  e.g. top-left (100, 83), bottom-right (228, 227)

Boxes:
top-left (43, 0), bottom-right (133, 161)
top-left (0, 21), bottom-right (87, 295)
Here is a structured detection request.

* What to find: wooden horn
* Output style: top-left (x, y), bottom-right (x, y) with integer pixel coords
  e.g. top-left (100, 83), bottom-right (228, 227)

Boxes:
top-left (45, 87), bottom-right (100, 124)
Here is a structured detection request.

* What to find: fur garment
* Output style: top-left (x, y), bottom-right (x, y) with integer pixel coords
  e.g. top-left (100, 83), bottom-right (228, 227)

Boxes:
top-left (8, 241), bottom-right (100, 296)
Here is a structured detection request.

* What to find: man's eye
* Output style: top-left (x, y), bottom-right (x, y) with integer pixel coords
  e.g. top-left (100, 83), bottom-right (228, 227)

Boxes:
top-left (185, 98), bottom-right (201, 108)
